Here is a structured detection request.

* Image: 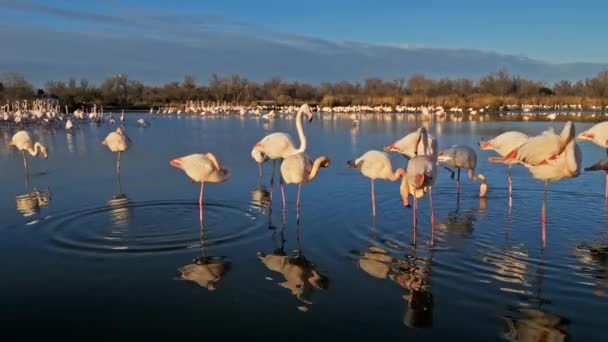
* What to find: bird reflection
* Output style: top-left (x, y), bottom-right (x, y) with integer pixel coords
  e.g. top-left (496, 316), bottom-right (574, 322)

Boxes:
top-left (177, 222), bottom-right (231, 290)
top-left (250, 185), bottom-right (271, 213)
top-left (108, 193), bottom-right (131, 229)
top-left (575, 242), bottom-right (608, 298)
top-left (500, 252), bottom-right (570, 341)
top-left (258, 226), bottom-right (329, 309)
top-left (15, 189), bottom-right (52, 224)
top-left (358, 243), bottom-right (434, 328)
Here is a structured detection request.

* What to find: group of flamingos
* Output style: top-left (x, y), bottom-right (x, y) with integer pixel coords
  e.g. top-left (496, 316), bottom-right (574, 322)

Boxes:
top-left (8, 104), bottom-right (608, 245)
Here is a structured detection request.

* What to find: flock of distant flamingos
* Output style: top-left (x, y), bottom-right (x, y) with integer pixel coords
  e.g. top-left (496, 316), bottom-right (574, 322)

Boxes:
top-left (6, 103), bottom-right (608, 245)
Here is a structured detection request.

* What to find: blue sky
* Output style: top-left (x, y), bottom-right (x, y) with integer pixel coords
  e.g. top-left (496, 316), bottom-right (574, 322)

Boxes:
top-left (0, 0), bottom-right (606, 84)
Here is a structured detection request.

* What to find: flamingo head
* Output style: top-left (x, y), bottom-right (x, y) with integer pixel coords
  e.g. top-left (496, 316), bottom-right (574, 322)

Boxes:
top-left (251, 148), bottom-right (267, 164)
top-left (318, 156), bottom-right (331, 168)
top-left (36, 143), bottom-right (48, 159)
top-left (437, 151), bottom-right (452, 163)
top-left (576, 131), bottom-right (594, 142)
top-left (478, 174), bottom-right (487, 198)
top-left (170, 157), bottom-right (184, 170)
top-left (299, 104), bottom-right (314, 122)
top-left (115, 127), bottom-right (125, 135)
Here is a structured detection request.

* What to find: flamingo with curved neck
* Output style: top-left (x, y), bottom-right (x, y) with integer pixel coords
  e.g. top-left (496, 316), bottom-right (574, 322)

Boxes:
top-left (9, 131), bottom-right (48, 187)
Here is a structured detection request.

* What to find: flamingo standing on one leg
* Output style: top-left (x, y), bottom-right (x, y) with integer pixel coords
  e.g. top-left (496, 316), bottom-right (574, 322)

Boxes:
top-left (251, 104), bottom-right (314, 203)
top-left (401, 155), bottom-right (437, 246)
top-left (576, 121), bottom-right (608, 199)
top-left (9, 130), bottom-right (48, 189)
top-left (102, 127), bottom-right (130, 175)
top-left (479, 131), bottom-right (528, 206)
top-left (348, 150), bottom-right (408, 217)
top-left (437, 145), bottom-right (488, 197)
top-left (170, 153), bottom-right (230, 222)
top-left (493, 122), bottom-right (579, 247)
top-left (280, 153), bottom-right (330, 221)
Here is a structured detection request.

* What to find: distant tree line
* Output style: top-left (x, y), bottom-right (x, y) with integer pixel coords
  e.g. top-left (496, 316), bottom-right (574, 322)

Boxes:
top-left (1, 68), bottom-right (608, 110)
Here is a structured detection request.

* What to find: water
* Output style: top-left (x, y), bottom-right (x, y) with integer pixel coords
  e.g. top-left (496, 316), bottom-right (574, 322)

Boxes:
top-left (1, 114), bottom-right (607, 339)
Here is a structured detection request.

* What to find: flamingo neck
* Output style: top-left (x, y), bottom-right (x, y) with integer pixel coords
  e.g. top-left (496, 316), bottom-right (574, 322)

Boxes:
top-left (307, 157), bottom-right (326, 181)
top-left (27, 142), bottom-right (42, 157)
top-left (388, 168), bottom-right (404, 181)
top-left (292, 108), bottom-right (307, 156)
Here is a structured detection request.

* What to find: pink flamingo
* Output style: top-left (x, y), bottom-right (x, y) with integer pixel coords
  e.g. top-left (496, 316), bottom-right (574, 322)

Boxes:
top-left (577, 121), bottom-right (608, 198)
top-left (170, 153), bottom-right (230, 222)
top-left (251, 104), bottom-right (314, 200)
top-left (437, 145), bottom-right (488, 197)
top-left (348, 150), bottom-right (408, 217)
top-left (402, 155), bottom-right (438, 245)
top-left (479, 131), bottom-right (528, 206)
top-left (280, 152), bottom-right (330, 221)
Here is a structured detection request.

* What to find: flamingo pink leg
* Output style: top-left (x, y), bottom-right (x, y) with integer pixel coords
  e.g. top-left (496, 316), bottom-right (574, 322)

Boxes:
top-left (371, 179), bottom-right (376, 217)
top-left (280, 179), bottom-right (286, 212)
top-left (258, 163), bottom-right (262, 179)
top-left (541, 182), bottom-right (547, 247)
top-left (429, 189), bottom-right (435, 247)
top-left (199, 181), bottom-right (204, 224)
top-left (269, 160), bottom-right (276, 201)
top-left (413, 195), bottom-right (418, 245)
top-left (508, 166), bottom-right (513, 207)
top-left (296, 184), bottom-right (302, 221)
top-left (116, 151), bottom-right (121, 175)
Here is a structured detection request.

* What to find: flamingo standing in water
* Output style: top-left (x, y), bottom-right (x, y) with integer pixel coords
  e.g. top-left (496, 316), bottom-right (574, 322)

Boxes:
top-left (280, 153), bottom-right (330, 221)
top-left (576, 121), bottom-right (608, 198)
top-left (479, 131), bottom-right (528, 206)
top-left (437, 145), bottom-right (487, 197)
top-left (402, 155), bottom-right (438, 245)
top-left (348, 150), bottom-right (408, 217)
top-left (251, 104), bottom-right (314, 198)
top-left (170, 153), bottom-right (230, 222)
top-left (102, 127), bottom-right (130, 175)
top-left (492, 122), bottom-right (580, 246)
top-left (9, 130), bottom-right (48, 188)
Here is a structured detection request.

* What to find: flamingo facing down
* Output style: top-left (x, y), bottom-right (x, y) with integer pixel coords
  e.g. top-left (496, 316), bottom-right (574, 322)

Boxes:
top-left (437, 145), bottom-right (487, 197)
top-left (9, 130), bottom-right (48, 177)
top-left (280, 153), bottom-right (330, 220)
top-left (479, 131), bottom-right (528, 205)
top-left (252, 104), bottom-right (314, 197)
top-left (170, 153), bottom-right (230, 222)
top-left (102, 127), bottom-right (130, 175)
top-left (577, 121), bottom-right (608, 198)
top-left (402, 155), bottom-right (437, 245)
top-left (348, 150), bottom-right (407, 217)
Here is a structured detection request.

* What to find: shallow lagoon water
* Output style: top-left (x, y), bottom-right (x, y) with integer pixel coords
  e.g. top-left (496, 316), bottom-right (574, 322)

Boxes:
top-left (1, 114), bottom-right (607, 339)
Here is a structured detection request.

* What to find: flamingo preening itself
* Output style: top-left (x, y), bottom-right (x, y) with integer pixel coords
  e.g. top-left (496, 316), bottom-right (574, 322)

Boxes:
top-left (170, 153), bottom-right (230, 223)
top-left (479, 131), bottom-right (528, 206)
top-left (9, 130), bottom-right (48, 181)
top-left (576, 121), bottom-right (608, 198)
top-left (102, 127), bottom-right (130, 175)
top-left (251, 104), bottom-right (314, 199)
top-left (402, 155), bottom-right (437, 246)
top-left (437, 145), bottom-right (487, 198)
top-left (348, 150), bottom-right (408, 217)
top-left (280, 153), bottom-right (330, 220)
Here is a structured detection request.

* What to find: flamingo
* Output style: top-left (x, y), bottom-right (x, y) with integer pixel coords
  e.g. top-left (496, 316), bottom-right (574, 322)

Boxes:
top-left (348, 150), bottom-right (407, 217)
top-left (479, 131), bottom-right (528, 206)
top-left (9, 130), bottom-right (48, 178)
top-left (492, 122), bottom-right (580, 246)
top-left (384, 127), bottom-right (437, 159)
top-left (402, 155), bottom-right (437, 245)
top-left (280, 153), bottom-right (330, 220)
top-left (576, 121), bottom-right (608, 198)
top-left (102, 127), bottom-right (130, 175)
top-left (65, 119), bottom-right (73, 132)
top-left (437, 145), bottom-right (487, 197)
top-left (170, 153), bottom-right (230, 222)
top-left (251, 104), bottom-right (314, 198)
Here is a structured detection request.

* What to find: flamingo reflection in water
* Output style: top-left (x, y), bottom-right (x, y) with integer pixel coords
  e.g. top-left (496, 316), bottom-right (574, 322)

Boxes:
top-left (258, 226), bottom-right (329, 310)
top-left (15, 189), bottom-right (52, 225)
top-left (358, 243), bottom-right (434, 328)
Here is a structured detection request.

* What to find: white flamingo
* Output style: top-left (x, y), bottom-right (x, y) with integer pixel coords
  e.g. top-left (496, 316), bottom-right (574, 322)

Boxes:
top-left (577, 121), bottom-right (608, 198)
top-left (170, 153), bottom-right (230, 222)
top-left (348, 150), bottom-right (407, 217)
top-left (252, 104), bottom-right (314, 197)
top-left (280, 153), bottom-right (330, 220)
top-left (479, 131), bottom-right (528, 205)
top-left (102, 127), bottom-right (130, 175)
top-left (9, 131), bottom-right (48, 177)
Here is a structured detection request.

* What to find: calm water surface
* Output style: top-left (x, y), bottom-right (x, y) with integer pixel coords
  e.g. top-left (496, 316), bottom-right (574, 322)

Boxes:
top-left (1, 114), bottom-right (607, 339)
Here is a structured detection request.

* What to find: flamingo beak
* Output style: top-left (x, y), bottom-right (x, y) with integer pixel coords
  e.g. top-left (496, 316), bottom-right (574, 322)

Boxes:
top-left (384, 144), bottom-right (397, 152)
top-left (479, 141), bottom-right (492, 149)
top-left (576, 132), bottom-right (594, 141)
top-left (415, 174), bottom-right (425, 187)
top-left (170, 158), bottom-right (183, 169)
